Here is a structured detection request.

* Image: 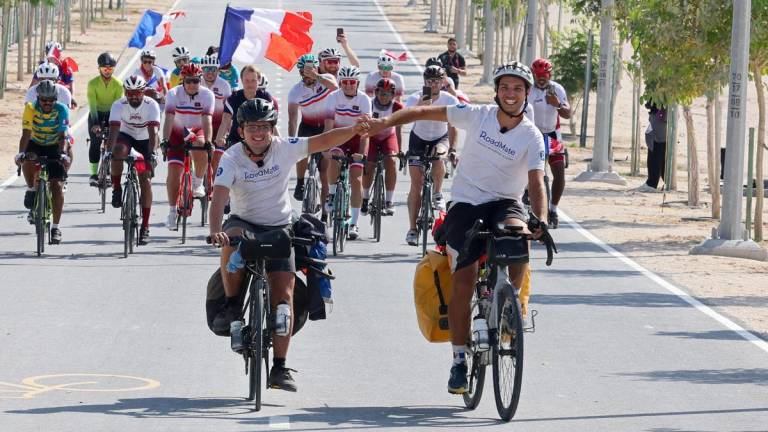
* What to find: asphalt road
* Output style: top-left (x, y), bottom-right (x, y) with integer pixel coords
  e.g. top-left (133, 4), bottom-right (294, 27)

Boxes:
top-left (1, 0), bottom-right (767, 431)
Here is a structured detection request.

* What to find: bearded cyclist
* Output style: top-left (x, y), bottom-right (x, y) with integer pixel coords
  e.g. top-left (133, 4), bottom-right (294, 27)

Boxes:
top-left (168, 46), bottom-right (191, 88)
top-left (322, 65), bottom-right (371, 240)
top-left (363, 62), bottom-right (548, 394)
top-left (288, 54), bottom-right (338, 201)
top-left (529, 58), bottom-right (570, 229)
top-left (161, 63), bottom-right (215, 228)
top-left (200, 54), bottom-right (232, 172)
top-left (361, 78), bottom-right (402, 216)
top-left (209, 98), bottom-right (370, 391)
top-left (364, 55), bottom-right (405, 101)
top-left (87, 52), bottom-right (123, 187)
top-left (107, 76), bottom-right (161, 245)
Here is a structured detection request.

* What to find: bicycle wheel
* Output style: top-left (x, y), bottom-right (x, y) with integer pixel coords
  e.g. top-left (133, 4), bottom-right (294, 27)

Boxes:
top-left (420, 185), bottom-right (431, 257)
top-left (373, 169), bottom-right (384, 242)
top-left (247, 277), bottom-right (265, 411)
top-left (35, 181), bottom-right (47, 256)
top-left (303, 176), bottom-right (317, 215)
top-left (99, 185), bottom-right (106, 213)
top-left (463, 301), bottom-right (488, 409)
top-left (492, 284), bottom-right (525, 421)
top-left (332, 186), bottom-right (344, 256)
top-left (180, 174), bottom-right (192, 244)
top-left (129, 181), bottom-right (138, 254)
top-left (338, 184), bottom-right (348, 253)
top-left (201, 167), bottom-right (212, 227)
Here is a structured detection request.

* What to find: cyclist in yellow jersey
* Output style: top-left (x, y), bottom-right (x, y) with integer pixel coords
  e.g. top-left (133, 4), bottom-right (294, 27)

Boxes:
top-left (87, 53), bottom-right (123, 186)
top-left (169, 46), bottom-right (191, 88)
top-left (16, 81), bottom-right (70, 244)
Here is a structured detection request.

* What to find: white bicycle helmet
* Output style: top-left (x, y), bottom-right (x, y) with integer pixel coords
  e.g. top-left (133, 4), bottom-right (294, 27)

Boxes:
top-left (377, 55), bottom-right (395, 70)
top-left (338, 65), bottom-right (360, 80)
top-left (123, 75), bottom-right (147, 90)
top-left (140, 49), bottom-right (156, 59)
top-left (492, 62), bottom-right (534, 89)
top-left (200, 54), bottom-right (220, 68)
top-left (259, 74), bottom-right (269, 89)
top-left (318, 47), bottom-right (342, 61)
top-left (37, 62), bottom-right (60, 80)
top-left (172, 46), bottom-right (191, 60)
top-left (45, 40), bottom-right (62, 53)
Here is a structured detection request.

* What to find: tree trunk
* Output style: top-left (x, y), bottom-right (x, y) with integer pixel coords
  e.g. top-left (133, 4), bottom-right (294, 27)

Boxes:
top-left (752, 62), bottom-right (765, 242)
top-left (467, 4), bottom-right (475, 52)
top-left (0, 1), bottom-right (11, 99)
top-left (706, 94), bottom-right (720, 219)
top-left (17, 1), bottom-right (24, 82)
top-left (40, 5), bottom-right (48, 59)
top-left (80, 0), bottom-right (86, 34)
top-left (683, 106), bottom-right (700, 206)
top-left (26, 3), bottom-right (32, 73)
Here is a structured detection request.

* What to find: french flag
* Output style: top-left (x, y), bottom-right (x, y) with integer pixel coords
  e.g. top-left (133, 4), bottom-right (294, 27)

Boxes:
top-left (218, 6), bottom-right (313, 71)
top-left (127, 9), bottom-right (185, 49)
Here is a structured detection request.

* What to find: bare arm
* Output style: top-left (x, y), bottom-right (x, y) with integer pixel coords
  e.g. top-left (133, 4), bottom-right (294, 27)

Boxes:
top-left (202, 115), bottom-right (213, 142)
top-left (308, 125), bottom-right (364, 154)
top-left (19, 130), bottom-right (31, 153)
top-left (395, 125), bottom-right (403, 152)
top-left (316, 73), bottom-right (338, 91)
top-left (448, 125), bottom-right (457, 150)
top-left (216, 112), bottom-right (232, 146)
top-left (367, 105), bottom-right (448, 136)
top-left (107, 123), bottom-right (120, 150)
top-left (324, 118), bottom-right (334, 133)
top-left (288, 103), bottom-right (300, 137)
top-left (148, 126), bottom-right (158, 152)
top-left (162, 112), bottom-right (175, 141)
top-left (209, 185), bottom-right (231, 237)
top-left (339, 36), bottom-right (360, 68)
top-left (527, 169), bottom-right (548, 224)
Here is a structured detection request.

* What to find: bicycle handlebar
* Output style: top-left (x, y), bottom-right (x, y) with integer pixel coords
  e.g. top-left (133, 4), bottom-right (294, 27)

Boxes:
top-left (461, 215), bottom-right (558, 266)
top-left (205, 234), bottom-right (315, 247)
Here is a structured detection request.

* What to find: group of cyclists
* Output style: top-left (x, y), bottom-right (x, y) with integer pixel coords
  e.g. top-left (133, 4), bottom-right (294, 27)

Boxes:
top-left (13, 31), bottom-right (570, 397)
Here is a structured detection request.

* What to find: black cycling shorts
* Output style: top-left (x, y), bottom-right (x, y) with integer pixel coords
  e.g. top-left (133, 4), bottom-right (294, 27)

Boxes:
top-left (298, 122), bottom-right (325, 138)
top-left (408, 131), bottom-right (447, 166)
top-left (116, 132), bottom-right (151, 159)
top-left (443, 199), bottom-right (527, 272)
top-left (25, 142), bottom-right (66, 180)
top-left (222, 215), bottom-right (295, 273)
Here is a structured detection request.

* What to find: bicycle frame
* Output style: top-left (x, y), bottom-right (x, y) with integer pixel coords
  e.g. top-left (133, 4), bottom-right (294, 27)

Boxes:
top-left (302, 153), bottom-right (321, 215)
top-left (26, 156), bottom-right (54, 256)
top-left (331, 155), bottom-right (352, 256)
top-left (117, 156), bottom-right (141, 257)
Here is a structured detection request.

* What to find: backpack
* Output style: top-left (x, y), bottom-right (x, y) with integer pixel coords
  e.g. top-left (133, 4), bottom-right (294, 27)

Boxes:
top-left (413, 250), bottom-right (453, 343)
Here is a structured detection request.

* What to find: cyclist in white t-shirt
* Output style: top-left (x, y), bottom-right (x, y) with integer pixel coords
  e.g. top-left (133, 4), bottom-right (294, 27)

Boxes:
top-left (528, 58), bottom-right (571, 228)
top-left (403, 65), bottom-right (458, 245)
top-left (133, 50), bottom-right (167, 109)
top-left (209, 98), bottom-right (370, 392)
top-left (364, 55), bottom-right (405, 101)
top-left (107, 75), bottom-right (161, 245)
top-left (200, 54), bottom-right (233, 173)
top-left (363, 62), bottom-right (549, 395)
top-left (322, 65), bottom-right (371, 240)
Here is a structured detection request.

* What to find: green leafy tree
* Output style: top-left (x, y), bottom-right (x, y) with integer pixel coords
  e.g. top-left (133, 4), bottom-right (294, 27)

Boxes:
top-left (549, 28), bottom-right (599, 135)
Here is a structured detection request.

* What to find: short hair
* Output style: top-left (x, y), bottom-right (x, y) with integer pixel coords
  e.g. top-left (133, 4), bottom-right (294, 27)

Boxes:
top-left (240, 64), bottom-right (261, 79)
top-left (447, 37), bottom-right (457, 44)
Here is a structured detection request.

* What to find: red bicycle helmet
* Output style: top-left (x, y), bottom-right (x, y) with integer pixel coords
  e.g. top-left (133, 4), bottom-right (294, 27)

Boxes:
top-left (180, 63), bottom-right (203, 78)
top-left (375, 78), bottom-right (396, 94)
top-left (531, 58), bottom-right (552, 78)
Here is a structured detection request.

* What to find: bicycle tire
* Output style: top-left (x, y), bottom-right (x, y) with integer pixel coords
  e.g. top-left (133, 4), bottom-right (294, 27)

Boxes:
top-left (129, 180), bottom-right (138, 254)
top-left (100, 185), bottom-right (106, 213)
top-left (373, 168), bottom-right (384, 242)
top-left (122, 185), bottom-right (130, 258)
top-left (492, 284), bottom-right (524, 421)
top-left (200, 195), bottom-right (208, 227)
top-left (247, 276), bottom-right (265, 411)
top-left (338, 183), bottom-right (348, 253)
top-left (463, 300), bottom-right (488, 409)
top-left (333, 185), bottom-right (345, 255)
top-left (180, 174), bottom-right (192, 244)
top-left (35, 181), bottom-right (47, 256)
top-left (201, 166), bottom-right (212, 226)
top-left (420, 184), bottom-right (431, 257)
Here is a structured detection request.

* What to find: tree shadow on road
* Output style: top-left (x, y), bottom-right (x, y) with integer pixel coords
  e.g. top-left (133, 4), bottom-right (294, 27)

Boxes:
top-left (532, 292), bottom-right (689, 308)
top-left (618, 368), bottom-right (768, 386)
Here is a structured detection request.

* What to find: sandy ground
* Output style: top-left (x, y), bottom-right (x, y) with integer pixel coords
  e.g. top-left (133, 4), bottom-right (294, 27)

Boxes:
top-left (0, 0), bottom-right (178, 179)
top-left (378, 0), bottom-right (768, 339)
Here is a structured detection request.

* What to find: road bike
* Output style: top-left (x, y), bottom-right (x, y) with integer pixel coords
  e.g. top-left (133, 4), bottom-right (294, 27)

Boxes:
top-left (165, 138), bottom-right (211, 244)
top-left (20, 155), bottom-right (57, 256)
top-left (196, 142), bottom-right (214, 227)
top-left (88, 120), bottom-right (111, 212)
top-left (408, 153), bottom-right (441, 257)
top-left (368, 150), bottom-right (386, 242)
top-left (115, 155), bottom-right (141, 258)
top-left (301, 153), bottom-right (322, 215)
top-left (330, 155), bottom-right (352, 256)
top-left (460, 215), bottom-right (556, 421)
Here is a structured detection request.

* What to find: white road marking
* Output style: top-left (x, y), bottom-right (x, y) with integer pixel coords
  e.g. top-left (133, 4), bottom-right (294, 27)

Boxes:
top-left (269, 416), bottom-right (290, 429)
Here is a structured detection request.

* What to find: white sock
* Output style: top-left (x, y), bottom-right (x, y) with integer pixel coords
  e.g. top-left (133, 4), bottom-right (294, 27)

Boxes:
top-left (329, 184), bottom-right (337, 195)
top-left (362, 189), bottom-right (370, 200)
top-left (452, 345), bottom-right (466, 364)
top-left (549, 204), bottom-right (557, 212)
top-left (193, 176), bottom-right (203, 188)
top-left (27, 186), bottom-right (35, 192)
top-left (169, 205), bottom-right (177, 214)
top-left (350, 207), bottom-right (360, 225)
top-left (386, 190), bottom-right (394, 203)
top-left (51, 223), bottom-right (58, 229)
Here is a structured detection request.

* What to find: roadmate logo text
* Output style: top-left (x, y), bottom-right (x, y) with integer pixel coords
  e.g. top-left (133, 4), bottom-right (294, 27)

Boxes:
top-left (479, 130), bottom-right (516, 158)
top-left (243, 164), bottom-right (280, 181)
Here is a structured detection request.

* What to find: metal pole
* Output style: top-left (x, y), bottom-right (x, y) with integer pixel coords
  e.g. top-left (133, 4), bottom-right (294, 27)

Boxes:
top-left (591, 0), bottom-right (613, 172)
top-left (719, 0), bottom-right (751, 240)
top-left (746, 127), bottom-right (755, 239)
top-left (480, 0), bottom-right (494, 84)
top-left (580, 29), bottom-right (593, 148)
top-left (523, 0), bottom-right (537, 65)
top-left (426, 0), bottom-right (438, 32)
top-left (455, 0), bottom-right (467, 50)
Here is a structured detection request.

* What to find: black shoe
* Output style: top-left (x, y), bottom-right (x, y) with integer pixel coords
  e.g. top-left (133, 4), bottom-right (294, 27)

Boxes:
top-left (23, 190), bottom-right (36, 209)
top-left (89, 174), bottom-right (99, 187)
top-left (138, 227), bottom-right (150, 245)
top-left (224, 203), bottom-right (231, 214)
top-left (50, 228), bottom-right (62, 245)
top-left (548, 209), bottom-right (559, 229)
top-left (360, 198), bottom-right (369, 215)
top-left (111, 188), bottom-right (122, 208)
top-left (269, 365), bottom-right (298, 392)
top-left (447, 362), bottom-right (468, 394)
top-left (212, 307), bottom-right (239, 334)
top-left (293, 183), bottom-right (305, 201)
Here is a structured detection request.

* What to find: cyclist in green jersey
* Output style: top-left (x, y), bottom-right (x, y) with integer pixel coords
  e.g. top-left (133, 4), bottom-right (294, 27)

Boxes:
top-left (87, 53), bottom-right (123, 186)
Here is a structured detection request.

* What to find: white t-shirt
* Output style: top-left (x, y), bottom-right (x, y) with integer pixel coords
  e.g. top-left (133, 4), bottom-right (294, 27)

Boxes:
top-left (405, 91), bottom-right (459, 140)
top-left (324, 89), bottom-right (371, 128)
top-left (446, 103), bottom-right (545, 204)
top-left (528, 81), bottom-right (567, 133)
top-left (165, 85), bottom-right (215, 129)
top-left (25, 83), bottom-right (72, 108)
top-left (108, 97), bottom-right (161, 140)
top-left (364, 71), bottom-right (405, 98)
top-left (133, 65), bottom-right (166, 93)
top-left (214, 137), bottom-right (309, 226)
top-left (287, 80), bottom-right (334, 127)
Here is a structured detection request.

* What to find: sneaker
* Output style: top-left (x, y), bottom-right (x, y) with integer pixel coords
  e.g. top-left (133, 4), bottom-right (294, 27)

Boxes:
top-left (50, 227), bottom-right (62, 245)
top-left (360, 198), bottom-right (369, 215)
top-left (212, 307), bottom-right (239, 334)
top-left (138, 227), bottom-right (150, 245)
top-left (447, 362), bottom-right (468, 394)
top-left (293, 183), bottom-right (305, 201)
top-left (635, 183), bottom-right (660, 193)
top-left (432, 193), bottom-right (446, 211)
top-left (23, 190), bottom-right (36, 209)
top-left (166, 210), bottom-right (177, 231)
top-left (348, 224), bottom-right (359, 240)
top-left (269, 365), bottom-right (298, 392)
top-left (89, 174), bottom-right (99, 187)
top-left (548, 209), bottom-right (559, 229)
top-left (405, 229), bottom-right (418, 246)
top-left (324, 194), bottom-right (335, 214)
top-left (111, 188), bottom-right (122, 208)
top-left (383, 201), bottom-right (395, 216)
top-left (193, 184), bottom-right (206, 198)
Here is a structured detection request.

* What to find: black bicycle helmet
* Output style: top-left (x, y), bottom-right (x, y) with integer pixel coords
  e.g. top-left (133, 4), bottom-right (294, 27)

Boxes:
top-left (237, 98), bottom-right (278, 125)
top-left (36, 80), bottom-right (58, 99)
top-left (425, 57), bottom-right (442, 68)
top-left (423, 65), bottom-right (445, 80)
top-left (97, 52), bottom-right (117, 67)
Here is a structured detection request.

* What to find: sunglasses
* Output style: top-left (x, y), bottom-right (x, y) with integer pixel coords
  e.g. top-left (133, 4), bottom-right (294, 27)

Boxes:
top-left (184, 78), bottom-right (201, 84)
top-left (379, 66), bottom-right (393, 72)
top-left (376, 91), bottom-right (394, 97)
top-left (425, 78), bottom-right (442, 84)
top-left (142, 60), bottom-right (154, 64)
top-left (243, 124), bottom-right (272, 133)
top-left (100, 66), bottom-right (114, 72)
top-left (125, 90), bottom-right (144, 97)
top-left (340, 79), bottom-right (358, 86)
top-left (38, 97), bottom-right (56, 103)
top-left (202, 66), bottom-right (218, 73)
top-left (323, 59), bottom-right (340, 65)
